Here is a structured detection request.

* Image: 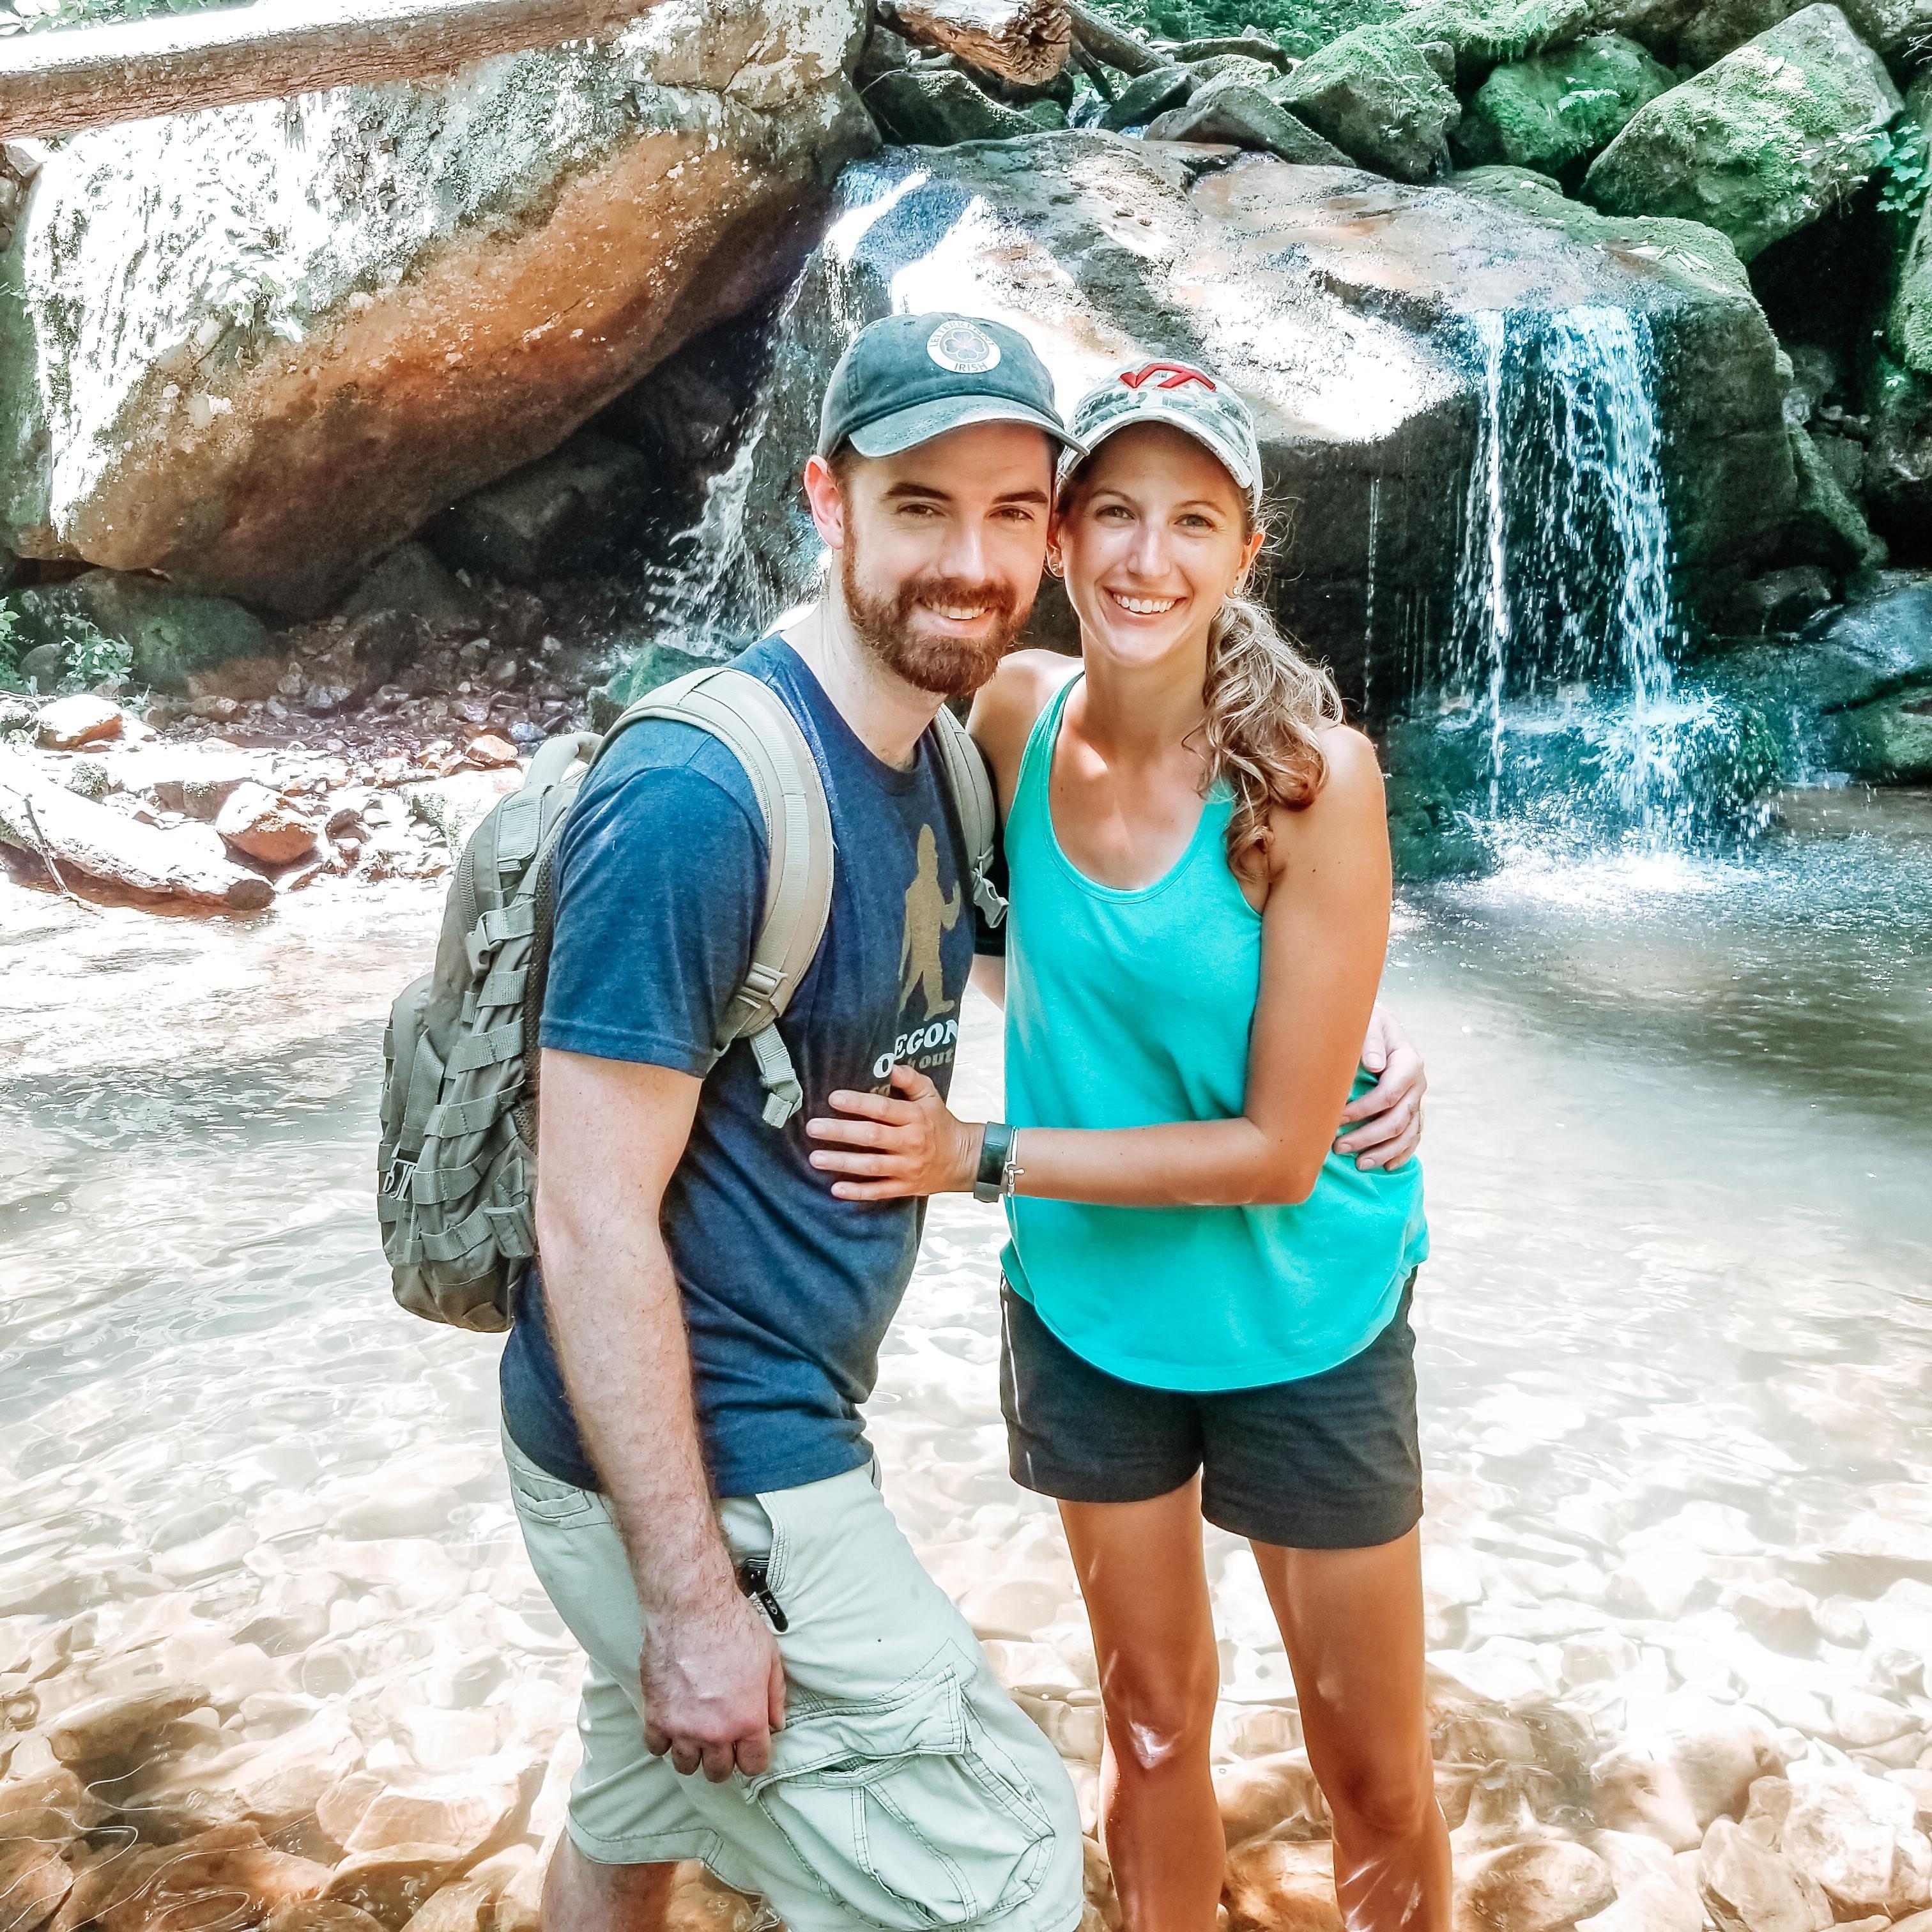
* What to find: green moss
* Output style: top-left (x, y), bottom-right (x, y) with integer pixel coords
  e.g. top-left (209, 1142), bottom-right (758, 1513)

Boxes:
top-left (1453, 33), bottom-right (1675, 176)
top-left (1270, 22), bottom-right (1461, 180)
top-left (1079, 0), bottom-right (1404, 59)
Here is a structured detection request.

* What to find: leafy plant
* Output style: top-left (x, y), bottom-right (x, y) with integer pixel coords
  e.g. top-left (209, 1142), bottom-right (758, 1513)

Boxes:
top-left (1875, 121), bottom-right (1931, 219)
top-left (57, 619), bottom-right (133, 694)
top-left (0, 0), bottom-right (243, 36)
top-left (0, 601), bottom-right (24, 694)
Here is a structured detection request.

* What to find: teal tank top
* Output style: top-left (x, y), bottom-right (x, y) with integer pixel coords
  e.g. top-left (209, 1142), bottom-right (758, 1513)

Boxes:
top-left (999, 675), bottom-right (1429, 1392)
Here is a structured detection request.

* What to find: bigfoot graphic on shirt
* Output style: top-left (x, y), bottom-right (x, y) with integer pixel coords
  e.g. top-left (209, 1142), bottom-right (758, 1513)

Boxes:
top-left (898, 824), bottom-right (962, 1022)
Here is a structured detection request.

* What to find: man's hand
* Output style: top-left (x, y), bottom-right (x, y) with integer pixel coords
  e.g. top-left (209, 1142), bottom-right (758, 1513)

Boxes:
top-left (1335, 1003), bottom-right (1425, 1171)
top-left (642, 1586), bottom-right (786, 1782)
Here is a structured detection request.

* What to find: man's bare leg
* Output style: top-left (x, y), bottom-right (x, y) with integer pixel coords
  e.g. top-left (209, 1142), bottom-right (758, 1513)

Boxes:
top-left (540, 1837), bottom-right (675, 1932)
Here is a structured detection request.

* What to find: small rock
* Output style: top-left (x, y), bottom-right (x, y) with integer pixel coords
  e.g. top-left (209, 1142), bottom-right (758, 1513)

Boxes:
top-left (323, 1844), bottom-right (470, 1931)
top-left (1701, 1817), bottom-right (1834, 1932)
top-left (343, 1769), bottom-right (523, 1860)
top-left (48, 1683), bottom-right (211, 1780)
top-left (1459, 1837), bottom-right (1615, 1932)
top-left (36, 694), bottom-right (123, 750)
top-left (1223, 1835), bottom-right (1340, 1932)
top-left (97, 1823), bottom-right (332, 1932)
top-left (1594, 1751), bottom-right (1703, 1851)
top-left (264, 1907), bottom-right (392, 1932)
top-left (192, 694), bottom-right (241, 721)
top-left (1099, 63), bottom-right (1195, 132)
top-left (461, 733), bottom-right (519, 770)
top-left (0, 1842), bottom-right (74, 1932)
top-left (1147, 82), bottom-right (1350, 163)
top-left (0, 693), bottom-right (38, 735)
top-left (214, 783), bottom-right (320, 866)
top-left (1779, 1767), bottom-right (1931, 1917)
top-left (397, 1881), bottom-right (493, 1932)
top-left (1579, 1871), bottom-right (1702, 1932)
top-left (305, 684), bottom-right (354, 715)
top-left (1215, 1749), bottom-right (1331, 1848)
top-left (1834, 1691), bottom-right (1917, 1749)
top-left (19, 642), bottom-right (65, 689)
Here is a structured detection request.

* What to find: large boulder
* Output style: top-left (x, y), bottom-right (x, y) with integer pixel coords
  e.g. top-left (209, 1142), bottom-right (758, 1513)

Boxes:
top-left (1584, 0), bottom-right (1930, 62)
top-left (1862, 350), bottom-right (1932, 551)
top-left (689, 135), bottom-right (1791, 708)
top-left (6, 569), bottom-right (270, 692)
top-left (1452, 34), bottom-right (1676, 176)
top-left (0, 0), bottom-right (873, 618)
top-left (1269, 26), bottom-right (1463, 180)
top-left (1581, 6), bottom-right (1905, 262)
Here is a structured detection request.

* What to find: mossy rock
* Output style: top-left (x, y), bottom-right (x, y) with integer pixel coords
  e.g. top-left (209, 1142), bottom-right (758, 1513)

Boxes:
top-left (1270, 23), bottom-right (1461, 179)
top-left (588, 639), bottom-right (723, 730)
top-left (10, 569), bottom-right (270, 693)
top-left (1862, 348), bottom-right (1932, 555)
top-left (1782, 420), bottom-right (1888, 570)
top-left (1400, 0), bottom-right (1595, 80)
top-left (1581, 4), bottom-right (1905, 263)
top-left (1452, 33), bottom-right (1675, 176)
top-left (861, 68), bottom-right (1043, 143)
top-left (1882, 76), bottom-right (1932, 378)
top-left (1081, 0), bottom-right (1403, 59)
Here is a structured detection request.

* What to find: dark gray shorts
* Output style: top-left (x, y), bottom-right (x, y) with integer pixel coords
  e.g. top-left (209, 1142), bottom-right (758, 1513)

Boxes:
top-left (999, 1273), bottom-right (1423, 1551)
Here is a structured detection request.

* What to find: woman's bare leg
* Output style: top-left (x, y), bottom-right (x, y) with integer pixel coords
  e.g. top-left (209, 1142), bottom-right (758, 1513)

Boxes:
top-left (1250, 1528), bottom-right (1450, 1932)
top-left (1059, 1480), bottom-right (1223, 1931)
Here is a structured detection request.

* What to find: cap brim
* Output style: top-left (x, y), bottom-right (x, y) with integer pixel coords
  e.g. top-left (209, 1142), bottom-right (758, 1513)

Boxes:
top-left (1070, 406), bottom-right (1262, 505)
top-left (842, 395), bottom-right (1087, 461)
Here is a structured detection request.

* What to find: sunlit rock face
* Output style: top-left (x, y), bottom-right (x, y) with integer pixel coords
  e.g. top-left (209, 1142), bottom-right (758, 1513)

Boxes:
top-left (698, 134), bottom-right (1790, 710)
top-left (0, 0), bottom-right (873, 617)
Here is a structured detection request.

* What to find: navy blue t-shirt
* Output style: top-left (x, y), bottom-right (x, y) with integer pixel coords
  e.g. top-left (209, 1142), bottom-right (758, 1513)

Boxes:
top-left (498, 636), bottom-right (991, 1499)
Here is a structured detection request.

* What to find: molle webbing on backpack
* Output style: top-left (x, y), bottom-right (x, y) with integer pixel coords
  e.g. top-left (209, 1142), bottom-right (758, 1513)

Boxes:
top-left (378, 652), bottom-right (1002, 1333)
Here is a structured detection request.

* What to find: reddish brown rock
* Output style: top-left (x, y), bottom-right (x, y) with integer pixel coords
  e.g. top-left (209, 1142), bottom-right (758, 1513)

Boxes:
top-left (0, 1842), bottom-right (75, 1932)
top-left (461, 733), bottom-right (519, 770)
top-left (213, 782), bottom-right (319, 866)
top-left (322, 1844), bottom-right (470, 1930)
top-left (95, 1823), bottom-right (331, 1932)
top-left (1216, 1751), bottom-right (1331, 1849)
top-left (36, 695), bottom-right (123, 749)
top-left (46, 1683), bottom-right (211, 1781)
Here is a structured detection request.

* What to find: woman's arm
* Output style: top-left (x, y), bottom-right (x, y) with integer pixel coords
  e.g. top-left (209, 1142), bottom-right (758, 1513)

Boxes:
top-left (808, 729), bottom-right (1397, 1208)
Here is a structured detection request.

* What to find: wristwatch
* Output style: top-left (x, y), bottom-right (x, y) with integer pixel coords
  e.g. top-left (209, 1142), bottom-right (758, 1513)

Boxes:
top-left (974, 1123), bottom-right (1016, 1203)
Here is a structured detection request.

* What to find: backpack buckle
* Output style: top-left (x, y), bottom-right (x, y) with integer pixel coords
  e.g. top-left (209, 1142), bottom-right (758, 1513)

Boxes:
top-left (381, 1156), bottom-right (418, 1199)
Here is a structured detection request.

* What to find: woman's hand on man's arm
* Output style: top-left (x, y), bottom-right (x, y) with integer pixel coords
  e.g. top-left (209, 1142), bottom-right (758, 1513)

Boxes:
top-left (1335, 1004), bottom-right (1425, 1172)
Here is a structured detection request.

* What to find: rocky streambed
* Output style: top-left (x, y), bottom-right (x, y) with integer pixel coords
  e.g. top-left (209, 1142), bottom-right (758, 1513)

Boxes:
top-left (5, 796), bottom-right (1932, 1932)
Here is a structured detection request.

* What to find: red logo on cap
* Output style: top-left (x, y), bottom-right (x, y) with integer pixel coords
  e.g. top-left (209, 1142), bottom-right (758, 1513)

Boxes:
top-left (1119, 362), bottom-right (1217, 392)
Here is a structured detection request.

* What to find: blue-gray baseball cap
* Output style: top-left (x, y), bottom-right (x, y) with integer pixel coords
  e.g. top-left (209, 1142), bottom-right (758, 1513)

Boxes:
top-left (816, 313), bottom-right (1085, 463)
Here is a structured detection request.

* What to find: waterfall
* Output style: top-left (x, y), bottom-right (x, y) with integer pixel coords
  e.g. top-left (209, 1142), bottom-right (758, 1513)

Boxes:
top-left (1429, 306), bottom-right (1770, 862)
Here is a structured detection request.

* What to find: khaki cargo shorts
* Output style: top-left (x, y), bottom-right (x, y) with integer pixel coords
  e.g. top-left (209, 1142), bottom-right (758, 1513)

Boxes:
top-left (503, 1425), bottom-right (1086, 1932)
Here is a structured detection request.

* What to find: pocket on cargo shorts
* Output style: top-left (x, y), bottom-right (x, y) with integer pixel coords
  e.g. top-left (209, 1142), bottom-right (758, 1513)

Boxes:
top-left (502, 1428), bottom-right (604, 1529)
top-left (744, 1643), bottom-right (1057, 1931)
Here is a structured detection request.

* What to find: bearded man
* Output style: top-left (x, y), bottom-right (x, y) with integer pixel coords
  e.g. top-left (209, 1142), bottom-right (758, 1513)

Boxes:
top-left (495, 314), bottom-right (1427, 1932)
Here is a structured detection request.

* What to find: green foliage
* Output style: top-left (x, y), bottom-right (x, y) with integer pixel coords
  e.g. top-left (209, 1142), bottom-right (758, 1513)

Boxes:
top-left (1875, 122), bottom-right (1931, 220)
top-left (57, 620), bottom-right (133, 694)
top-left (1083, 0), bottom-right (1403, 56)
top-left (0, 601), bottom-right (23, 694)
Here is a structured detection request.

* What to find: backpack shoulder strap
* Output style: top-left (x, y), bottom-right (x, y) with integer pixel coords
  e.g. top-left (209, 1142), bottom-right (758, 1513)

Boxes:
top-left (929, 703), bottom-right (1006, 928)
top-left (601, 666), bottom-right (834, 1128)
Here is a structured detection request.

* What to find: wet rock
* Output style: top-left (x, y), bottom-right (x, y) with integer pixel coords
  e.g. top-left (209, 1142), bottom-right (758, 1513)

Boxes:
top-left (424, 433), bottom-right (659, 588)
top-left (324, 1846), bottom-right (471, 1931)
top-left (337, 544), bottom-right (484, 635)
top-left (1719, 567), bottom-right (1837, 636)
top-left (588, 640), bottom-right (719, 728)
top-left (1147, 82), bottom-right (1352, 162)
top-left (213, 784), bottom-right (320, 866)
top-left (265, 1906), bottom-right (392, 1932)
top-left (705, 133), bottom-right (1791, 709)
top-left (1579, 1871), bottom-right (1703, 1932)
top-left (1098, 63), bottom-right (1195, 130)
top-left (36, 694), bottom-right (123, 750)
top-left (1223, 1835), bottom-right (1341, 1932)
top-left (1215, 1749), bottom-right (1331, 1847)
top-left (859, 65), bottom-right (1043, 141)
top-left (1459, 1837), bottom-right (1616, 1932)
top-left (1701, 1818), bottom-right (1834, 1932)
top-left (9, 572), bottom-right (272, 694)
top-left (0, 694), bottom-right (36, 736)
top-left (342, 1768), bottom-right (524, 1860)
top-left (1632, 1696), bottom-right (1786, 1832)
top-left (461, 733), bottom-right (520, 770)
top-left (0, 1843), bottom-right (74, 1932)
top-left (490, 1836), bottom-right (550, 1932)
top-left (1779, 1767), bottom-right (1932, 1917)
top-left (47, 1683), bottom-right (211, 1780)
top-left (397, 1880), bottom-right (494, 1932)
top-left (1594, 1752), bottom-right (1704, 1849)
top-left (17, 642), bottom-right (65, 691)
top-left (1581, 6), bottom-right (1903, 263)
top-left (1784, 422), bottom-right (1887, 571)
top-left (1269, 26), bottom-right (1461, 180)
top-left (1453, 34), bottom-right (1673, 176)
top-left (1832, 1690), bottom-right (1917, 1749)
top-left (0, 0), bottom-right (874, 617)
top-left (96, 1823), bottom-right (332, 1932)
top-left (1862, 354), bottom-right (1932, 556)
top-left (1402, 0), bottom-right (1595, 80)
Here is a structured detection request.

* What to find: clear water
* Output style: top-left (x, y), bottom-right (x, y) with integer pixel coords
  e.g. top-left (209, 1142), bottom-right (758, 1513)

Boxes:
top-left (3, 788), bottom-right (1929, 1903)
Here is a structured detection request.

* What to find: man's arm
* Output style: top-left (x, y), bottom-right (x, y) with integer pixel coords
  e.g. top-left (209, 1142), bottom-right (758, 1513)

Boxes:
top-left (535, 1048), bottom-right (785, 1782)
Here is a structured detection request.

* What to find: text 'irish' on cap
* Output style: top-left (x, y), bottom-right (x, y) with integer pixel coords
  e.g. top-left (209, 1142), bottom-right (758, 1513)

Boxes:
top-left (817, 313), bottom-right (1084, 464)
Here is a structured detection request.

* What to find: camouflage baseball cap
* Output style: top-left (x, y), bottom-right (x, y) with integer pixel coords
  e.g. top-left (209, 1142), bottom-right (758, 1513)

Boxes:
top-left (1065, 359), bottom-right (1264, 513)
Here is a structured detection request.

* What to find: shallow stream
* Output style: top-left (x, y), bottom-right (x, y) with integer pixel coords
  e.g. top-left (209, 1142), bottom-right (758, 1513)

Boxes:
top-left (3, 786), bottom-right (1929, 1911)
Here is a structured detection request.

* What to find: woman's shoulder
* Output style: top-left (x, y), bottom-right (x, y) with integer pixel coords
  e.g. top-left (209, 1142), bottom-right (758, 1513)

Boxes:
top-left (969, 651), bottom-right (1080, 797)
top-left (1264, 723), bottom-right (1386, 873)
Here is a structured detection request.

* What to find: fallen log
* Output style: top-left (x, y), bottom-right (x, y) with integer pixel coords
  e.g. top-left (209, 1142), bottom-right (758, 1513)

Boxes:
top-left (0, 0), bottom-right (657, 144)
top-left (889, 0), bottom-right (1072, 86)
top-left (0, 751), bottom-right (274, 910)
top-left (1065, 0), bottom-right (1161, 75)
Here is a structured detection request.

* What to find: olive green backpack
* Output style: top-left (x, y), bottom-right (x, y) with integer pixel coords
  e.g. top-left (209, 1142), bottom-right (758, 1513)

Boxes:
top-left (377, 663), bottom-right (1001, 1333)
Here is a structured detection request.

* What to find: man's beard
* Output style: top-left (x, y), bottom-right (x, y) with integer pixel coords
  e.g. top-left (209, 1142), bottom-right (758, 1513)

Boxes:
top-left (839, 540), bottom-right (1032, 698)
